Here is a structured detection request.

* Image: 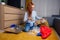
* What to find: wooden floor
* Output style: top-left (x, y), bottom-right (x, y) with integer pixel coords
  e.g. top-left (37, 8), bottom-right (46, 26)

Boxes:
top-left (0, 28), bottom-right (59, 40)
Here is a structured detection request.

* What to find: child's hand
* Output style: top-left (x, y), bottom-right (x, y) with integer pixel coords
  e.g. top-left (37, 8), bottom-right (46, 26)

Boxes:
top-left (35, 20), bottom-right (41, 25)
top-left (28, 17), bottom-right (32, 20)
top-left (35, 22), bottom-right (37, 26)
top-left (40, 18), bottom-right (46, 23)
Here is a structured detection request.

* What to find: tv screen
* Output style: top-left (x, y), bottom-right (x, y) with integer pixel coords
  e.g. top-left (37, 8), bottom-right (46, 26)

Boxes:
top-left (7, 0), bottom-right (21, 8)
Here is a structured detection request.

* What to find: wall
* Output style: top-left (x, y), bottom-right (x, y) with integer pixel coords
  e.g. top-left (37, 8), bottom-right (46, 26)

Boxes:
top-left (58, 0), bottom-right (60, 8)
top-left (59, 0), bottom-right (60, 14)
top-left (32, 0), bottom-right (59, 17)
top-left (46, 0), bottom-right (59, 17)
top-left (32, 0), bottom-right (47, 17)
top-left (21, 0), bottom-right (25, 9)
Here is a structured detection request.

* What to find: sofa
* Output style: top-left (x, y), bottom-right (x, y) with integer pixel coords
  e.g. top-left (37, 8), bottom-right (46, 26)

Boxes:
top-left (45, 15), bottom-right (60, 36)
top-left (53, 18), bottom-right (60, 36)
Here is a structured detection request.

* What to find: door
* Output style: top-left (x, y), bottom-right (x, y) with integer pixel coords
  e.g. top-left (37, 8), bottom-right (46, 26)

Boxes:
top-left (25, 0), bottom-right (32, 9)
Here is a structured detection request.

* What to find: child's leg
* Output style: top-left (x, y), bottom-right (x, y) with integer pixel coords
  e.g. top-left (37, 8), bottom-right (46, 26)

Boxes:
top-left (30, 23), bottom-right (34, 30)
top-left (25, 23), bottom-right (30, 32)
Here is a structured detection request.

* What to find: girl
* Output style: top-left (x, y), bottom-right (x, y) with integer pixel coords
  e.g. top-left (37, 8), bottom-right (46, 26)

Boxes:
top-left (24, 2), bottom-right (42, 32)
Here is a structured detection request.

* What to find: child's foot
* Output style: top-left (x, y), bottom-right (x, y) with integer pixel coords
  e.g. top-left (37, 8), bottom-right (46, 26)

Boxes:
top-left (37, 32), bottom-right (41, 36)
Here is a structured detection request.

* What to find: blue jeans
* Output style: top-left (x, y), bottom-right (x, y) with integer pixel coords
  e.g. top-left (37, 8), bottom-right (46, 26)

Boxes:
top-left (25, 23), bottom-right (34, 32)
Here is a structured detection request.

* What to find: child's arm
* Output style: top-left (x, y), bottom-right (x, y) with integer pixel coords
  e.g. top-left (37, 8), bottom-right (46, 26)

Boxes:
top-left (23, 12), bottom-right (28, 22)
top-left (28, 17), bottom-right (34, 21)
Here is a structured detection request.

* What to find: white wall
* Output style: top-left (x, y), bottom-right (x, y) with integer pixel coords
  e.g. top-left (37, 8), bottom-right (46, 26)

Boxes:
top-left (33, 0), bottom-right (59, 17)
top-left (59, 0), bottom-right (60, 14)
top-left (46, 0), bottom-right (59, 17)
top-left (21, 0), bottom-right (25, 9)
top-left (59, 0), bottom-right (60, 10)
top-left (33, 0), bottom-right (47, 17)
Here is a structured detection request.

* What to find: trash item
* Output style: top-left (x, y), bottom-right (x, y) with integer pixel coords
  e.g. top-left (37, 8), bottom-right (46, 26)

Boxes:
top-left (33, 26), bottom-right (40, 33)
top-left (5, 24), bottom-right (24, 34)
top-left (40, 25), bottom-right (52, 39)
top-left (15, 25), bottom-right (24, 33)
top-left (0, 30), bottom-right (5, 33)
top-left (28, 26), bottom-right (40, 36)
top-left (10, 24), bottom-right (16, 28)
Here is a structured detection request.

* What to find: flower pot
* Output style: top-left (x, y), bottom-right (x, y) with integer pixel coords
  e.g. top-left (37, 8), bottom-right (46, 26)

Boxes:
top-left (1, 2), bottom-right (5, 5)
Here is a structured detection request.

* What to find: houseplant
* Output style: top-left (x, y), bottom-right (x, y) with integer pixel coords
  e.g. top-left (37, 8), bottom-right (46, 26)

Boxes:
top-left (1, 0), bottom-right (6, 5)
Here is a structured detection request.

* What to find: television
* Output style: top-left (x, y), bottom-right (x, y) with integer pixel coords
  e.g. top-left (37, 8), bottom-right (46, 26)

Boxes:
top-left (7, 0), bottom-right (21, 8)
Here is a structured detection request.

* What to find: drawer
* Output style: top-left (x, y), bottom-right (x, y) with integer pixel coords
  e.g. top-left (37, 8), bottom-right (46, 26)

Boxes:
top-left (4, 6), bottom-right (24, 15)
top-left (4, 20), bottom-right (20, 28)
top-left (4, 14), bottom-right (24, 20)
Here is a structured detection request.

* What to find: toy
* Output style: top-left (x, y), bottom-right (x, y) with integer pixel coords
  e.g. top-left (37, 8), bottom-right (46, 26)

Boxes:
top-left (40, 25), bottom-right (52, 39)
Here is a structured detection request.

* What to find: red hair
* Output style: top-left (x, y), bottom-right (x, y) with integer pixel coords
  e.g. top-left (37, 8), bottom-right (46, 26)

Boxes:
top-left (27, 2), bottom-right (34, 17)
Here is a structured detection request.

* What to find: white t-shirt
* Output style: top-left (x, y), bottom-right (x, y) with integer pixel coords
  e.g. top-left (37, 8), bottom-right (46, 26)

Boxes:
top-left (24, 10), bottom-right (42, 26)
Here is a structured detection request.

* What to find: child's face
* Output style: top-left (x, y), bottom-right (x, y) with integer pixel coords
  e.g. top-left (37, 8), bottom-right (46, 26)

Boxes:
top-left (28, 5), bottom-right (35, 12)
